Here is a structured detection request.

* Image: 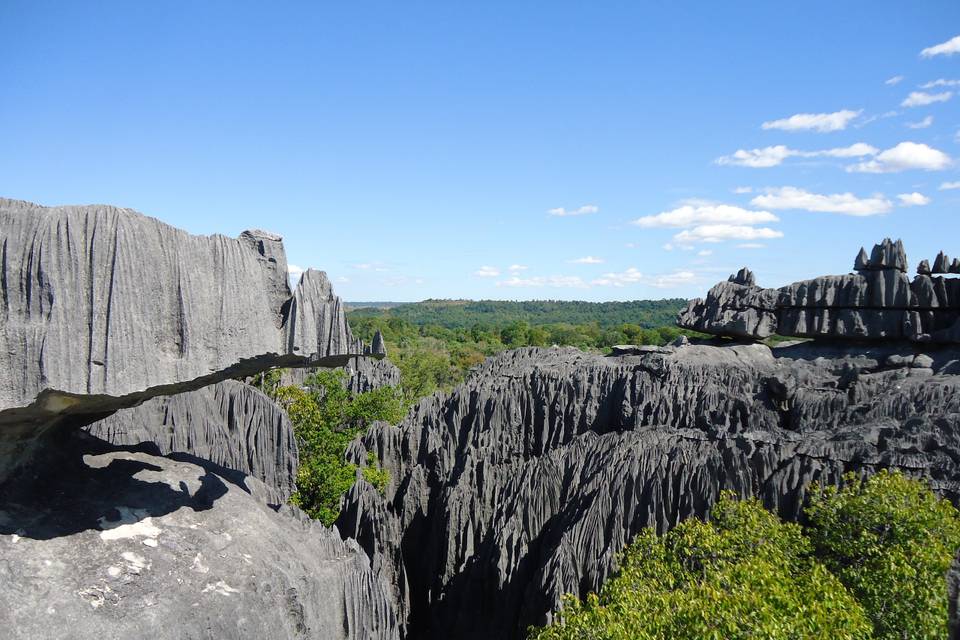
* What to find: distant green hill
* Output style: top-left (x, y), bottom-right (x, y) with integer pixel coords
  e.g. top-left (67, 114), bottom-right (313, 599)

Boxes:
top-left (346, 298), bottom-right (687, 329)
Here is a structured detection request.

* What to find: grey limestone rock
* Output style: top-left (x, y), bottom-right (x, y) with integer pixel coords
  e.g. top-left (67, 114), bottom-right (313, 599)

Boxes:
top-left (918, 259), bottom-right (932, 276)
top-left (935, 252), bottom-right (951, 274)
top-left (678, 238), bottom-right (960, 343)
top-left (85, 380), bottom-right (298, 505)
top-left (0, 198), bottom-right (370, 483)
top-left (0, 433), bottom-right (399, 640)
top-left (339, 344), bottom-right (960, 639)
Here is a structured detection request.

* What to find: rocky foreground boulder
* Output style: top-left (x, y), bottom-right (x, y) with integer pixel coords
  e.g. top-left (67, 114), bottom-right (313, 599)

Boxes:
top-left (678, 238), bottom-right (960, 342)
top-left (339, 342), bottom-right (960, 639)
top-left (0, 198), bottom-right (398, 640)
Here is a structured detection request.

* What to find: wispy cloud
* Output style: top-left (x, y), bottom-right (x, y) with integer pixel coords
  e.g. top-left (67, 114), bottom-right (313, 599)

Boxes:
top-left (568, 256), bottom-right (605, 264)
top-left (897, 192), bottom-right (931, 207)
top-left (940, 181), bottom-right (960, 190)
top-left (737, 243), bottom-right (766, 249)
top-left (474, 265), bottom-right (500, 277)
top-left (548, 204), bottom-right (599, 217)
top-left (716, 143), bottom-right (877, 168)
top-left (761, 109), bottom-right (861, 133)
top-left (508, 264), bottom-right (528, 272)
top-left (591, 267), bottom-right (645, 287)
top-left (497, 275), bottom-right (588, 289)
top-left (647, 270), bottom-right (698, 289)
top-left (920, 35), bottom-right (960, 58)
top-left (697, 249), bottom-right (713, 256)
top-left (847, 141), bottom-right (951, 173)
top-left (920, 79), bottom-right (960, 89)
top-left (673, 225), bottom-right (783, 244)
top-left (901, 91), bottom-right (952, 107)
top-left (632, 204), bottom-right (778, 228)
top-left (885, 75), bottom-right (904, 86)
top-left (732, 186), bottom-right (753, 194)
top-left (906, 115), bottom-right (934, 129)
top-left (750, 186), bottom-right (892, 216)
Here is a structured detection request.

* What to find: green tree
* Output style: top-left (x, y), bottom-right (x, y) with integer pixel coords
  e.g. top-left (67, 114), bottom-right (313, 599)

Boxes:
top-left (805, 470), bottom-right (960, 640)
top-left (530, 492), bottom-right (871, 640)
top-left (275, 370), bottom-right (405, 525)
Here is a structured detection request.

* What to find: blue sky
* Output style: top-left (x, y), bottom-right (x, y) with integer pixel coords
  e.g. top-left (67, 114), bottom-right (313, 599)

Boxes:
top-left (2, 2), bottom-right (959, 301)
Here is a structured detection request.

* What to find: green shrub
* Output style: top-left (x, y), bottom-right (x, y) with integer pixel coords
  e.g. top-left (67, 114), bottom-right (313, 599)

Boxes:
top-left (275, 369), bottom-right (405, 525)
top-left (531, 493), bottom-right (871, 640)
top-left (806, 470), bottom-right (960, 640)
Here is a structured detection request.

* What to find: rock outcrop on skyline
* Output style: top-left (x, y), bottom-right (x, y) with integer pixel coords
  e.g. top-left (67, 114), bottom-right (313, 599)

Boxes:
top-left (677, 238), bottom-right (960, 343)
top-left (0, 198), bottom-right (398, 640)
top-left (0, 198), bottom-right (382, 483)
top-left (340, 343), bottom-right (960, 639)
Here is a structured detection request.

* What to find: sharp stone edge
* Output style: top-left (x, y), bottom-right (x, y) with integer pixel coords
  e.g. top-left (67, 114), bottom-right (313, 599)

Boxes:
top-left (678, 238), bottom-right (960, 342)
top-left (0, 197), bottom-right (383, 483)
top-left (0, 198), bottom-right (398, 640)
top-left (338, 343), bottom-right (960, 639)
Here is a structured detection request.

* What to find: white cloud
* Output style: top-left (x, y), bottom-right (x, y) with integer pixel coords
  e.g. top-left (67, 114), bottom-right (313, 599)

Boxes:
top-left (885, 75), bottom-right (905, 86)
top-left (632, 204), bottom-right (778, 228)
top-left (335, 276), bottom-right (350, 284)
top-left (716, 145), bottom-right (794, 168)
top-left (906, 115), bottom-right (934, 129)
top-left (715, 143), bottom-right (877, 168)
top-left (847, 141), bottom-right (951, 173)
top-left (474, 266), bottom-right (500, 277)
top-left (697, 249), bottom-right (713, 256)
top-left (288, 264), bottom-right (305, 282)
top-left (673, 225), bottom-right (783, 244)
top-left (568, 256), bottom-right (605, 264)
top-left (939, 181), bottom-right (960, 190)
top-left (733, 186), bottom-right (753, 194)
top-left (897, 192), bottom-right (931, 206)
top-left (761, 109), bottom-right (861, 133)
top-left (548, 204), bottom-right (599, 217)
top-left (591, 267), bottom-right (645, 287)
top-left (921, 35), bottom-right (960, 58)
top-left (921, 79), bottom-right (960, 89)
top-left (497, 275), bottom-right (588, 289)
top-left (507, 264), bottom-right (528, 272)
top-left (749, 186), bottom-right (892, 216)
top-left (737, 243), bottom-right (766, 249)
top-left (901, 91), bottom-right (952, 107)
top-left (647, 270), bottom-right (698, 289)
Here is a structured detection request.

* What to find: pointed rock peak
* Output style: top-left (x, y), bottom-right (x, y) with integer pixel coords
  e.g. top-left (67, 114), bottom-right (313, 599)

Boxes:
top-left (728, 267), bottom-right (756, 286)
top-left (371, 330), bottom-right (387, 357)
top-left (854, 247), bottom-right (869, 271)
top-left (865, 238), bottom-right (907, 272)
top-left (933, 251), bottom-right (950, 274)
top-left (917, 259), bottom-right (932, 276)
top-left (952, 258), bottom-right (960, 274)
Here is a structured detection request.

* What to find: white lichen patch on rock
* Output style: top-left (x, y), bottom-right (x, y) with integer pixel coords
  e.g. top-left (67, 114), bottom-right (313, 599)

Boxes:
top-left (202, 580), bottom-right (240, 596)
top-left (98, 507), bottom-right (162, 541)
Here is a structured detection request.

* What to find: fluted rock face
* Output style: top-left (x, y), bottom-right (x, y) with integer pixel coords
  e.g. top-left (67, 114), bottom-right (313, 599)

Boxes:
top-left (339, 344), bottom-right (960, 639)
top-left (0, 433), bottom-right (399, 640)
top-left (0, 198), bottom-right (369, 482)
top-left (85, 380), bottom-right (298, 505)
top-left (678, 238), bottom-right (960, 343)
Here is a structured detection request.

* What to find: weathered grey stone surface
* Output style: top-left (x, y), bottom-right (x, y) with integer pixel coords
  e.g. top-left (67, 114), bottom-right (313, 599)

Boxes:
top-left (85, 380), bottom-right (298, 505)
top-left (678, 238), bottom-right (960, 343)
top-left (339, 343), bottom-right (960, 639)
top-left (0, 198), bottom-right (375, 482)
top-left (0, 432), bottom-right (399, 640)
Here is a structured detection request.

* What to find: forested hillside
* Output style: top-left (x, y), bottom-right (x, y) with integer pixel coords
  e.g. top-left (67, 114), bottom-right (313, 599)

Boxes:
top-left (347, 298), bottom-right (686, 329)
top-left (346, 299), bottom-right (697, 402)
